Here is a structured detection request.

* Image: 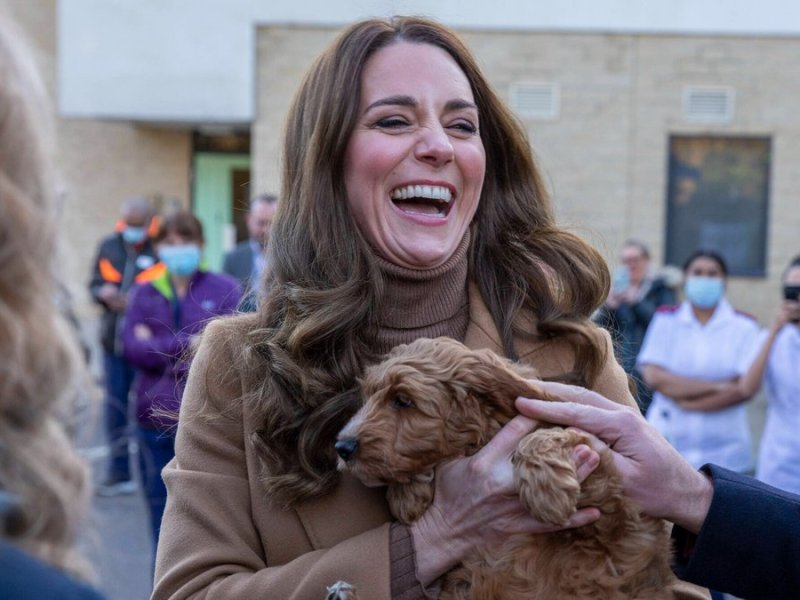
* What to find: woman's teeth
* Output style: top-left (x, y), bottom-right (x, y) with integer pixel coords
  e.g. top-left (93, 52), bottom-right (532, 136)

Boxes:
top-left (390, 185), bottom-right (453, 203)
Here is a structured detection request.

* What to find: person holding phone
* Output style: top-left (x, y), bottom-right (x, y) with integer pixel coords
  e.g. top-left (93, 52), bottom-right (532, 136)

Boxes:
top-left (753, 255), bottom-right (800, 494)
top-left (595, 240), bottom-right (677, 412)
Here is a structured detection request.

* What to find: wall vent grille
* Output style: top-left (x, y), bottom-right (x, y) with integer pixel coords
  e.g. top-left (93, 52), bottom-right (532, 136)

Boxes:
top-left (510, 82), bottom-right (559, 119)
top-left (683, 86), bottom-right (735, 122)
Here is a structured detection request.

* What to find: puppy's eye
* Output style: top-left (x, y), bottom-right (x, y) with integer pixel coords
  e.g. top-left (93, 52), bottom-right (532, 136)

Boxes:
top-left (392, 394), bottom-right (414, 409)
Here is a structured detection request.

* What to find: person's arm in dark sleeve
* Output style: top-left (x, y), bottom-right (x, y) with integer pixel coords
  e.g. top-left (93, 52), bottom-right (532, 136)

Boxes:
top-left (672, 464), bottom-right (800, 600)
top-left (88, 240), bottom-right (111, 305)
top-left (631, 281), bottom-right (676, 328)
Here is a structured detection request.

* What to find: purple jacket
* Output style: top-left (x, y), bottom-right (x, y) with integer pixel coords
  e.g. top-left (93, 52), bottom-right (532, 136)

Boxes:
top-left (122, 270), bottom-right (241, 430)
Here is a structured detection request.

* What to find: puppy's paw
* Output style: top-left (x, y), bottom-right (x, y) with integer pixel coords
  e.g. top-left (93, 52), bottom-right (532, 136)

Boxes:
top-left (512, 429), bottom-right (582, 525)
top-left (325, 580), bottom-right (357, 600)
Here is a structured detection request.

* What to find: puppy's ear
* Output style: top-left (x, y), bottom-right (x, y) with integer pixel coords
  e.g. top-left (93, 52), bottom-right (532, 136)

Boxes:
top-left (451, 347), bottom-right (556, 413)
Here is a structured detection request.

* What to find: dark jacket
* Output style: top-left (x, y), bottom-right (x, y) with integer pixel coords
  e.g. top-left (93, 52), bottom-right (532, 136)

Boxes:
top-left (0, 541), bottom-right (106, 600)
top-left (595, 276), bottom-right (677, 374)
top-left (122, 269), bottom-right (241, 430)
top-left (673, 464), bottom-right (800, 599)
top-left (88, 232), bottom-right (159, 354)
top-left (221, 240), bottom-right (255, 289)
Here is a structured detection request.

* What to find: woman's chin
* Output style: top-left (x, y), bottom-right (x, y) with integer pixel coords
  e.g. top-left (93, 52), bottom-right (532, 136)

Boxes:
top-left (381, 239), bottom-right (465, 270)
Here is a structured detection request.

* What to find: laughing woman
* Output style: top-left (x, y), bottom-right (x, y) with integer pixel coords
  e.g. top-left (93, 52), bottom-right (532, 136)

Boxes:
top-left (152, 17), bottom-right (708, 599)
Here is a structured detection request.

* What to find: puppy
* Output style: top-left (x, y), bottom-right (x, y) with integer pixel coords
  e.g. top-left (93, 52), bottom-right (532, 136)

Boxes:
top-left (332, 337), bottom-right (678, 599)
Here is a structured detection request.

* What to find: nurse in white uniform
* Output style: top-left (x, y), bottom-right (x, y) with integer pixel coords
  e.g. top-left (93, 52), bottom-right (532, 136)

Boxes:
top-left (755, 257), bottom-right (800, 493)
top-left (637, 250), bottom-right (761, 472)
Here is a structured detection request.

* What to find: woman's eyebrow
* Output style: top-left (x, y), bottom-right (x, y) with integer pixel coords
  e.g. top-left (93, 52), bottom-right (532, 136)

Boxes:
top-left (444, 99), bottom-right (478, 112)
top-left (364, 96), bottom-right (478, 113)
top-left (365, 95), bottom-right (416, 112)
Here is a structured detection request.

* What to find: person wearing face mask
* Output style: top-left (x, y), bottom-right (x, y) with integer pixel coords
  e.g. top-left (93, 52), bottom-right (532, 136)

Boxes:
top-left (637, 250), bottom-right (762, 476)
top-left (89, 197), bottom-right (161, 496)
top-left (121, 210), bottom-right (241, 564)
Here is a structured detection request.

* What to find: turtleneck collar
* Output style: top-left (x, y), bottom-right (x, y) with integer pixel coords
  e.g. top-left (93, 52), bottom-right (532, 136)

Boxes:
top-left (372, 231), bottom-right (471, 356)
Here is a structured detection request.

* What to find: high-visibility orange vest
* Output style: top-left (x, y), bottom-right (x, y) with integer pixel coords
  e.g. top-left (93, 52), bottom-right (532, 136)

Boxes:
top-left (98, 258), bottom-right (165, 284)
top-left (135, 262), bottom-right (166, 283)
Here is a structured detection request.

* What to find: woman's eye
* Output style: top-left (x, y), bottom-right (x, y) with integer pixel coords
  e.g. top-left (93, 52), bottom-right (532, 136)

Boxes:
top-left (449, 120), bottom-right (478, 135)
top-left (374, 117), bottom-right (410, 129)
top-left (392, 394), bottom-right (414, 409)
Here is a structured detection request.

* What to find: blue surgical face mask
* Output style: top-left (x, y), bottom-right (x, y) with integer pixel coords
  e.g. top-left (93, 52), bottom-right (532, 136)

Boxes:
top-left (684, 276), bottom-right (724, 309)
top-left (159, 244), bottom-right (201, 277)
top-left (122, 226), bottom-right (147, 244)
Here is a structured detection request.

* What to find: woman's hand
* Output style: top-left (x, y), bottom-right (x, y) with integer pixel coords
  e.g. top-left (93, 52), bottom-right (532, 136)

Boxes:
top-left (775, 299), bottom-right (799, 330)
top-left (515, 382), bottom-right (713, 534)
top-left (410, 415), bottom-right (601, 585)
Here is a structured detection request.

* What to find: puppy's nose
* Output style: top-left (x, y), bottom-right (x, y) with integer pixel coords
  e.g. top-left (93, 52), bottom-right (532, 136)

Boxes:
top-left (335, 438), bottom-right (359, 462)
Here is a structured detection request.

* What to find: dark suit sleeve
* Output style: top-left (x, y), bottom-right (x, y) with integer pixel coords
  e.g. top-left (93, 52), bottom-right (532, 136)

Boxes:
top-left (631, 280), bottom-right (676, 329)
top-left (221, 250), bottom-right (236, 278)
top-left (88, 238), bottom-right (113, 306)
top-left (672, 464), bottom-right (800, 599)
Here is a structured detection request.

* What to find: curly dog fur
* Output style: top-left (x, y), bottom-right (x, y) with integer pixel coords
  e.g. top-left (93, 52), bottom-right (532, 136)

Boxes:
top-left (332, 337), bottom-right (678, 599)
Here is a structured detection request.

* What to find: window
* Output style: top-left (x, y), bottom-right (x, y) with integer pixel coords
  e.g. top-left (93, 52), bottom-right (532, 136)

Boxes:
top-left (665, 136), bottom-right (770, 276)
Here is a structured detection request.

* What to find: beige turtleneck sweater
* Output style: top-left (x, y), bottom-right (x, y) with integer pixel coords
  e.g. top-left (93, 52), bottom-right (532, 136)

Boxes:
top-left (372, 232), bottom-right (471, 357)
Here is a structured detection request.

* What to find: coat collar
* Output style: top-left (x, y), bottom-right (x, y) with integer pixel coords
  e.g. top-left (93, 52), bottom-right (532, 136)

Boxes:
top-left (463, 281), bottom-right (505, 353)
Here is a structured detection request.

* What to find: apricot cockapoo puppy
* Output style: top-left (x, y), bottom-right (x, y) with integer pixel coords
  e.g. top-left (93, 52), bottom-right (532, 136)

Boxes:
top-left (329, 337), bottom-right (679, 600)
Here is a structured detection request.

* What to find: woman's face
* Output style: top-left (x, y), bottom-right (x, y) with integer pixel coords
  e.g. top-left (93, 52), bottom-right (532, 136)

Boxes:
top-left (685, 256), bottom-right (725, 280)
top-left (343, 41), bottom-right (486, 269)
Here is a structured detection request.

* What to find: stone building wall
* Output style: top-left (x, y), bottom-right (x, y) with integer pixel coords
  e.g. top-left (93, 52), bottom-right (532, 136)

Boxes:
top-left (3, 0), bottom-right (191, 322)
top-left (254, 24), bottom-right (800, 323)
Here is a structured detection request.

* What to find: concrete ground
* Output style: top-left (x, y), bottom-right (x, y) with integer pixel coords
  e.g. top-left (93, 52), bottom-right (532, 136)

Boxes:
top-left (78, 422), bottom-right (154, 600)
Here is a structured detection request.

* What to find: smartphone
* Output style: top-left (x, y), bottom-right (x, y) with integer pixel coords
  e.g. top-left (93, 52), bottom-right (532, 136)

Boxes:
top-left (612, 266), bottom-right (630, 292)
top-left (784, 285), bottom-right (800, 301)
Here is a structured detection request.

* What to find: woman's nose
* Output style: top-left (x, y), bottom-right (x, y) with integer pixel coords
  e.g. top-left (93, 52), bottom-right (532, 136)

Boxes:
top-left (414, 126), bottom-right (454, 167)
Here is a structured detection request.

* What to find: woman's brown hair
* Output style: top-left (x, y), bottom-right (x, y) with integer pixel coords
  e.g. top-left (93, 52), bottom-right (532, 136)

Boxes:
top-left (0, 15), bottom-right (93, 578)
top-left (239, 16), bottom-right (610, 506)
top-left (154, 209), bottom-right (204, 244)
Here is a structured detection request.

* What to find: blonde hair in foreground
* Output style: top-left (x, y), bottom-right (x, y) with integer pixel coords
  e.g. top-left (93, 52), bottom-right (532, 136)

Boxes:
top-left (0, 15), bottom-right (93, 579)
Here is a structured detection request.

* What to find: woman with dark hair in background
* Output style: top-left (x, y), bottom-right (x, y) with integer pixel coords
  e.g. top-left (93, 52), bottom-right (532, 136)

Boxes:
top-left (638, 249), bottom-right (762, 477)
top-left (122, 210), bottom-right (241, 561)
top-left (153, 16), bottom-right (707, 599)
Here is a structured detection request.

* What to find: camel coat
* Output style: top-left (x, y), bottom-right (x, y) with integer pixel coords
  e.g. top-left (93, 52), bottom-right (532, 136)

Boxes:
top-left (152, 283), bottom-right (709, 600)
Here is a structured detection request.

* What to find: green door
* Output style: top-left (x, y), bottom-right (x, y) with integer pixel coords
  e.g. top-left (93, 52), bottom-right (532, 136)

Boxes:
top-left (193, 152), bottom-right (251, 271)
